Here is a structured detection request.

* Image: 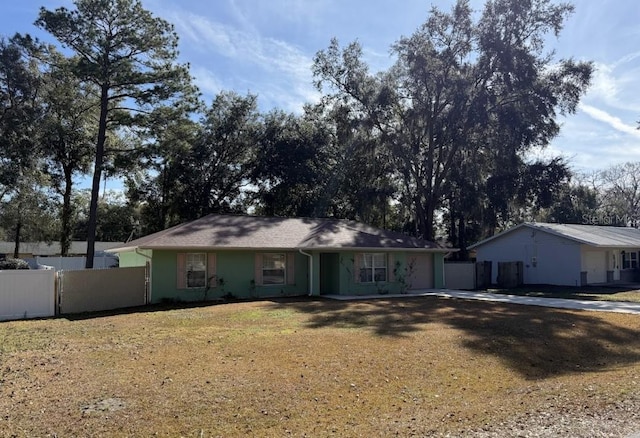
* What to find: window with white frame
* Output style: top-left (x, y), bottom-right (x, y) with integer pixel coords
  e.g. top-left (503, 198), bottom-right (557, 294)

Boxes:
top-left (186, 253), bottom-right (206, 288)
top-left (622, 251), bottom-right (638, 270)
top-left (359, 253), bottom-right (387, 283)
top-left (262, 253), bottom-right (286, 285)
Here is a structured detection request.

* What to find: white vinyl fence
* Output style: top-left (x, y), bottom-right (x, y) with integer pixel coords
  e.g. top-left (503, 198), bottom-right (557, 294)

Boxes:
top-left (444, 262), bottom-right (477, 290)
top-left (58, 266), bottom-right (147, 314)
top-left (0, 270), bottom-right (56, 321)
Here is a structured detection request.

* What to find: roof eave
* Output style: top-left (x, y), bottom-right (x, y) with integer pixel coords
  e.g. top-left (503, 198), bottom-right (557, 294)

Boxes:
top-left (298, 246), bottom-right (457, 252)
top-left (107, 245), bottom-right (456, 253)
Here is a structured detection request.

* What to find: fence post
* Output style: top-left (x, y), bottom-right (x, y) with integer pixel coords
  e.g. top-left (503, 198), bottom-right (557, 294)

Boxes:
top-left (57, 270), bottom-right (63, 315)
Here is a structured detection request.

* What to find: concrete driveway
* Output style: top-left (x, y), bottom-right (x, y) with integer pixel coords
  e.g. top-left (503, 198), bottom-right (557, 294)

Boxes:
top-left (325, 289), bottom-right (640, 315)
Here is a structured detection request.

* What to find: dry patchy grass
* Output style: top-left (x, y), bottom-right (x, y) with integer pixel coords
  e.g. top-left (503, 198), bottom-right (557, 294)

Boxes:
top-left (0, 297), bottom-right (639, 437)
top-left (490, 284), bottom-right (640, 303)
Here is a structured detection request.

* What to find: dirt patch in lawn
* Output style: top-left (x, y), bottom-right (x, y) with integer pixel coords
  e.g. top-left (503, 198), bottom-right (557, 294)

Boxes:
top-left (0, 297), bottom-right (639, 437)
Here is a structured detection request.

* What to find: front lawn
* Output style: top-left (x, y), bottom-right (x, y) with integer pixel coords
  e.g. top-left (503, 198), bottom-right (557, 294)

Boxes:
top-left (488, 284), bottom-right (640, 303)
top-left (1, 297), bottom-right (639, 437)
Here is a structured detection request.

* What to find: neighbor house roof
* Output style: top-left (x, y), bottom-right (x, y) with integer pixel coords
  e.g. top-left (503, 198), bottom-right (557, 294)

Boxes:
top-left (469, 222), bottom-right (640, 249)
top-left (0, 241), bottom-right (123, 256)
top-left (108, 214), bottom-right (451, 252)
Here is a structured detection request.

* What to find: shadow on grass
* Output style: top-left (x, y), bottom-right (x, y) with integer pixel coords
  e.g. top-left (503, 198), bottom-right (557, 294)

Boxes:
top-left (60, 299), bottom-right (236, 321)
top-left (271, 296), bottom-right (640, 380)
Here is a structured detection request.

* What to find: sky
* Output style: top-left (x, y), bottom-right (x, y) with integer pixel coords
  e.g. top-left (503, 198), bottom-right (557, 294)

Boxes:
top-left (2, 0), bottom-right (640, 182)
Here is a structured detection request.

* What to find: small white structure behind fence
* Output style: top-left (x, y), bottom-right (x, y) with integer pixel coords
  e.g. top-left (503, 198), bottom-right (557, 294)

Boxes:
top-left (32, 255), bottom-right (118, 271)
top-left (0, 270), bottom-right (56, 321)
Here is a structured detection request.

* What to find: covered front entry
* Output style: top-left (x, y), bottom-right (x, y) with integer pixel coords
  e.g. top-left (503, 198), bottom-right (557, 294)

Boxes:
top-left (407, 253), bottom-right (434, 289)
top-left (319, 252), bottom-right (340, 295)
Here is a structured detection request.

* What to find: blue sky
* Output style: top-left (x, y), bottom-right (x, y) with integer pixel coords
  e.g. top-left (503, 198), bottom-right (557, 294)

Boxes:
top-left (2, 0), bottom-right (640, 180)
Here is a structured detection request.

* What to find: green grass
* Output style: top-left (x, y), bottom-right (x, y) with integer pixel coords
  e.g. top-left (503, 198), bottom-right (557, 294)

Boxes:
top-left (0, 297), bottom-right (639, 437)
top-left (488, 284), bottom-right (640, 303)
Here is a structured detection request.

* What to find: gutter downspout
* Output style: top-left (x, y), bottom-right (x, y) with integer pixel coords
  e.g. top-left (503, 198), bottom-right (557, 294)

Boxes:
top-left (298, 249), bottom-right (313, 296)
top-left (135, 248), bottom-right (153, 304)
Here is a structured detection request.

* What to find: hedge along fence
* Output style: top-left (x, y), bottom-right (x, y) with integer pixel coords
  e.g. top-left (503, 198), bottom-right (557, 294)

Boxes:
top-left (0, 269), bottom-right (56, 321)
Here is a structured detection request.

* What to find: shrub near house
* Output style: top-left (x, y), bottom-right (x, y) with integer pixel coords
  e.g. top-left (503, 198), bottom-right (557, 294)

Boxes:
top-left (0, 258), bottom-right (30, 270)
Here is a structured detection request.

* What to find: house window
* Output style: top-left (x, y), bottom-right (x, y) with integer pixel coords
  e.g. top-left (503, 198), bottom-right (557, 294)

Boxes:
top-left (262, 253), bottom-right (286, 285)
top-left (622, 251), bottom-right (638, 270)
top-left (186, 253), bottom-right (206, 288)
top-left (359, 253), bottom-right (387, 283)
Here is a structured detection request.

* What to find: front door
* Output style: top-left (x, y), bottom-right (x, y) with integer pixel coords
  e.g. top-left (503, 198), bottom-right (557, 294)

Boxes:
top-left (584, 251), bottom-right (606, 284)
top-left (319, 253), bottom-right (340, 295)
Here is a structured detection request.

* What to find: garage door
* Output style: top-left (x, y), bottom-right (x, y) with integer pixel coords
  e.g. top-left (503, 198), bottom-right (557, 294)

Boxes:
top-left (583, 251), bottom-right (606, 284)
top-left (407, 254), bottom-right (434, 289)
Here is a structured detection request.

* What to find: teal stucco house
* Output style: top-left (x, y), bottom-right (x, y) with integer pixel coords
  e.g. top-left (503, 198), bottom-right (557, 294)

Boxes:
top-left (108, 214), bottom-right (451, 303)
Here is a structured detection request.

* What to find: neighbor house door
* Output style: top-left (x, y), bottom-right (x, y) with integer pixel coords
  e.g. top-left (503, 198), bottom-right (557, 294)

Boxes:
top-left (583, 251), bottom-right (607, 284)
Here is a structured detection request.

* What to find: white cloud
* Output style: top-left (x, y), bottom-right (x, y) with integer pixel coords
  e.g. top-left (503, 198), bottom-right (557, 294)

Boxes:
top-left (166, 9), bottom-right (318, 112)
top-left (585, 52), bottom-right (640, 113)
top-left (579, 104), bottom-right (640, 138)
top-left (190, 67), bottom-right (224, 97)
top-left (588, 63), bottom-right (619, 101)
top-left (612, 50), bottom-right (640, 69)
top-left (177, 14), bottom-right (241, 57)
top-left (171, 11), bottom-right (313, 76)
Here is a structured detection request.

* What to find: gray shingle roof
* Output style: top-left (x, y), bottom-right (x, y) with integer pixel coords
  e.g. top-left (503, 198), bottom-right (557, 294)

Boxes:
top-left (109, 214), bottom-right (447, 252)
top-left (470, 222), bottom-right (640, 249)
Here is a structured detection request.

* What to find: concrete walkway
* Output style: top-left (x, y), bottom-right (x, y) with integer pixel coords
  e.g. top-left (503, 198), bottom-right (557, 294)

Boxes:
top-left (324, 289), bottom-right (640, 315)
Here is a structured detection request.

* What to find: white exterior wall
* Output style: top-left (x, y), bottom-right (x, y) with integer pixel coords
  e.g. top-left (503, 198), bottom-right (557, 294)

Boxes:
top-left (0, 270), bottom-right (56, 321)
top-left (475, 226), bottom-right (582, 286)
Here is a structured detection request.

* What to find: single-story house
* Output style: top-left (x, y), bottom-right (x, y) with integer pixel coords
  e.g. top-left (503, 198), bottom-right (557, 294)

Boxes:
top-left (107, 214), bottom-right (453, 303)
top-left (469, 222), bottom-right (640, 286)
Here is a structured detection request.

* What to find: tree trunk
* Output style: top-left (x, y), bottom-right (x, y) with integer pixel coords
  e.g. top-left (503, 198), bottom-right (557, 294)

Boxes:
top-left (449, 199), bottom-right (458, 256)
top-left (85, 84), bottom-right (109, 269)
top-left (160, 165), bottom-right (166, 229)
top-left (457, 214), bottom-right (468, 261)
top-left (13, 216), bottom-right (22, 259)
top-left (424, 203), bottom-right (435, 242)
top-left (60, 168), bottom-right (73, 257)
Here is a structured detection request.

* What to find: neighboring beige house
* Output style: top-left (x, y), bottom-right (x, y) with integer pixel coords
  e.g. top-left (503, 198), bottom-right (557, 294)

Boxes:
top-left (469, 223), bottom-right (640, 286)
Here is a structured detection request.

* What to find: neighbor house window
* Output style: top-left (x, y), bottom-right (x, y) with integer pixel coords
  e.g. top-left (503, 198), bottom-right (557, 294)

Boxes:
top-left (262, 253), bottom-right (285, 285)
top-left (622, 251), bottom-right (638, 270)
top-left (186, 253), bottom-right (206, 288)
top-left (359, 253), bottom-right (387, 283)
